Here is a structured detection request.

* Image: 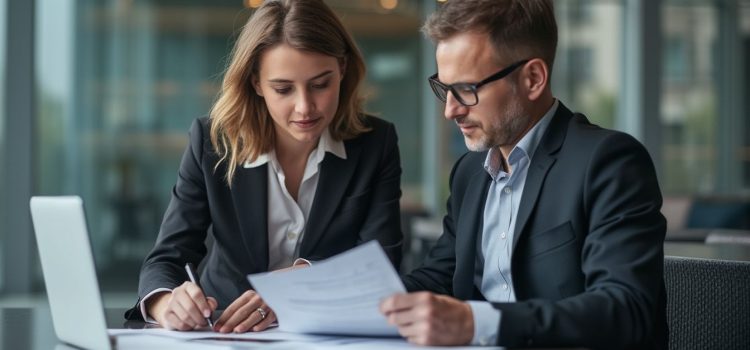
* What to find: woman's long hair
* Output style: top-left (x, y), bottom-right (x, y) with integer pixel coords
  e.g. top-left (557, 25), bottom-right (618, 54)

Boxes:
top-left (209, 0), bottom-right (369, 185)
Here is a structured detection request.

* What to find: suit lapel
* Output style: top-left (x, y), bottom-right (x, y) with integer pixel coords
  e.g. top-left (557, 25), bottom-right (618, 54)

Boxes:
top-left (512, 104), bottom-right (571, 250)
top-left (299, 140), bottom-right (362, 257)
top-left (454, 167), bottom-right (491, 299)
top-left (231, 164), bottom-right (270, 271)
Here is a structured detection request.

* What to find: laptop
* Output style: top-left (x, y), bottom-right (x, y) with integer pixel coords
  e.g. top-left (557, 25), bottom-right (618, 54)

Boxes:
top-left (30, 196), bottom-right (113, 350)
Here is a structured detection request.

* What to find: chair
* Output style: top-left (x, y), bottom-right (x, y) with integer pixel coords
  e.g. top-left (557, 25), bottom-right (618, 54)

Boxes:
top-left (664, 256), bottom-right (750, 350)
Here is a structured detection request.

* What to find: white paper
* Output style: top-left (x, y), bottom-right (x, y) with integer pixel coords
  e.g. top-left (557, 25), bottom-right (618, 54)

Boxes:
top-left (247, 241), bottom-right (406, 337)
top-left (108, 327), bottom-right (334, 342)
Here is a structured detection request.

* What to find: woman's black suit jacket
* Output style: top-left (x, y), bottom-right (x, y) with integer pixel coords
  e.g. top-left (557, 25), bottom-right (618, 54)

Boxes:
top-left (126, 115), bottom-right (402, 319)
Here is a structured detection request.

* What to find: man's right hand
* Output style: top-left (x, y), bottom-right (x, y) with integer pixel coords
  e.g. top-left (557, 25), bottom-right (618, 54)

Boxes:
top-left (145, 282), bottom-right (218, 330)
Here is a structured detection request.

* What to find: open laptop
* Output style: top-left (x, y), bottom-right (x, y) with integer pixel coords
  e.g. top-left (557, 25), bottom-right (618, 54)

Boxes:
top-left (30, 196), bottom-right (113, 350)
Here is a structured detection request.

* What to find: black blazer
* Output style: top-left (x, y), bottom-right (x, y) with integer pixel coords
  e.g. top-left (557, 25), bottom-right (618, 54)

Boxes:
top-left (126, 115), bottom-right (402, 319)
top-left (403, 103), bottom-right (668, 350)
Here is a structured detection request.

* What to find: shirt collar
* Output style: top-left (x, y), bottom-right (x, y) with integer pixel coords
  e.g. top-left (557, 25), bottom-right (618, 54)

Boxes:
top-left (483, 99), bottom-right (559, 178)
top-left (243, 128), bottom-right (347, 168)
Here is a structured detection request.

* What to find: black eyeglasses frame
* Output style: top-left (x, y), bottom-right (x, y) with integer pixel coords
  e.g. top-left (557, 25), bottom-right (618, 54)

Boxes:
top-left (428, 59), bottom-right (530, 107)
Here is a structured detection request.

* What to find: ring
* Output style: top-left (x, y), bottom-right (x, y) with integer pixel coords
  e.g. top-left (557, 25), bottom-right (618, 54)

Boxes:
top-left (256, 307), bottom-right (267, 320)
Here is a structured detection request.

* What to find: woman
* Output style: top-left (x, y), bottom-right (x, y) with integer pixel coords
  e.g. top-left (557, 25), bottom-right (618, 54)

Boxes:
top-left (125, 0), bottom-right (402, 334)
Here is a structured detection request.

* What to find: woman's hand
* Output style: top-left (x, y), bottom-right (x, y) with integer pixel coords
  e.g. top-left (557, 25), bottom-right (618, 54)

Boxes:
top-left (146, 282), bottom-right (218, 331)
top-left (214, 290), bottom-right (276, 333)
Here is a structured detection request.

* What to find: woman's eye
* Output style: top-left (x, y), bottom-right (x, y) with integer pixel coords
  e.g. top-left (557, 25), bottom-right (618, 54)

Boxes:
top-left (273, 87), bottom-right (291, 95)
top-left (311, 81), bottom-right (330, 90)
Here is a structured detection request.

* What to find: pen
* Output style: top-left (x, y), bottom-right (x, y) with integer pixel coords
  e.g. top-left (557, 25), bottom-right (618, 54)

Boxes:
top-left (184, 263), bottom-right (215, 328)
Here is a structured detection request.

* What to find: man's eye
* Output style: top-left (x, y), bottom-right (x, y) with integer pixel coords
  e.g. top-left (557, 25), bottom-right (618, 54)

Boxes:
top-left (454, 84), bottom-right (474, 93)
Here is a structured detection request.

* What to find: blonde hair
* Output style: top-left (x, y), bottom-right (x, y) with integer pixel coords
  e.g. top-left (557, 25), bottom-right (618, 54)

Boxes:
top-left (209, 0), bottom-right (369, 185)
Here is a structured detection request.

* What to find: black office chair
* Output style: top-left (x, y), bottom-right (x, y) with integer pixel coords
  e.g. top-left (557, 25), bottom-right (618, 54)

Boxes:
top-left (664, 256), bottom-right (750, 350)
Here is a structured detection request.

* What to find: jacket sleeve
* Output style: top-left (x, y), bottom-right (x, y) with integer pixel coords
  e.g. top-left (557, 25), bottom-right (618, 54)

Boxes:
top-left (125, 118), bottom-right (212, 320)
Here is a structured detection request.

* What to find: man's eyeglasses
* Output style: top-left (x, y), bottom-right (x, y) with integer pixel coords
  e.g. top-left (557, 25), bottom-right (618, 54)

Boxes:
top-left (428, 59), bottom-right (529, 107)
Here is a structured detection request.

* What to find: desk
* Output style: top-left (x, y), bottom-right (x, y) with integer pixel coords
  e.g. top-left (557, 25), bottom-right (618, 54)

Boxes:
top-left (0, 305), bottom-right (592, 349)
top-left (2, 306), bottom-right (499, 349)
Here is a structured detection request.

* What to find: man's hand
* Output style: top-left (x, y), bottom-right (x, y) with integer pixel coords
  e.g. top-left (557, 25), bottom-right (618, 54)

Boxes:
top-left (214, 290), bottom-right (276, 333)
top-left (380, 292), bottom-right (474, 346)
top-left (146, 282), bottom-right (218, 331)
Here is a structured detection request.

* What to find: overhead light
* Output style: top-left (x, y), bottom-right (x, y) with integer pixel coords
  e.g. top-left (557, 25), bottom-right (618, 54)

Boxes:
top-left (244, 0), bottom-right (263, 8)
top-left (380, 0), bottom-right (398, 11)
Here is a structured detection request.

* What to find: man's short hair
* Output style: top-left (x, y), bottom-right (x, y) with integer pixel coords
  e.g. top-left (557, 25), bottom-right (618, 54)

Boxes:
top-left (423, 0), bottom-right (558, 71)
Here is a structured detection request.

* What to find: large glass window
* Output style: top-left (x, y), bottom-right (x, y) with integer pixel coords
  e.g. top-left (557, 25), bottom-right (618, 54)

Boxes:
top-left (661, 2), bottom-right (719, 194)
top-left (554, 0), bottom-right (622, 129)
top-left (742, 1), bottom-right (750, 188)
top-left (36, 0), bottom-right (251, 291)
top-left (0, 0), bottom-right (6, 292)
top-left (34, 0), bottom-right (429, 290)
top-left (25, 0), bottom-right (750, 294)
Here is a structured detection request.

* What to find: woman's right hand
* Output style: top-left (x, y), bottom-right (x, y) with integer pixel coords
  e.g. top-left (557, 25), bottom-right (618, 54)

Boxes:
top-left (146, 281), bottom-right (218, 330)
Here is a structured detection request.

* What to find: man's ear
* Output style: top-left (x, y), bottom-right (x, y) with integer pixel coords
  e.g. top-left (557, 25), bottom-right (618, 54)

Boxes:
top-left (522, 58), bottom-right (549, 101)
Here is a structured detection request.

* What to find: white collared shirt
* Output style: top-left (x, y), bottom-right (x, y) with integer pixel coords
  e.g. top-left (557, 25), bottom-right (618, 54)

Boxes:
top-left (243, 128), bottom-right (347, 270)
top-left (139, 128), bottom-right (346, 321)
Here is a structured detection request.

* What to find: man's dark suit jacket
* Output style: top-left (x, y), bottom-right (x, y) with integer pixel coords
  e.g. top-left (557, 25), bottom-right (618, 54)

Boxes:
top-left (403, 103), bottom-right (668, 350)
top-left (125, 115), bottom-right (402, 320)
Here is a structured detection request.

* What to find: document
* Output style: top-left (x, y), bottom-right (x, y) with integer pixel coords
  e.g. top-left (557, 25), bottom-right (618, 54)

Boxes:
top-left (109, 327), bottom-right (334, 342)
top-left (247, 241), bottom-right (406, 337)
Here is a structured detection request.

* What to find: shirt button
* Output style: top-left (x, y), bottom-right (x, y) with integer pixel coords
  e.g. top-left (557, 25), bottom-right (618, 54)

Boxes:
top-left (287, 232), bottom-right (298, 240)
top-left (501, 232), bottom-right (507, 239)
top-left (502, 283), bottom-right (509, 290)
top-left (503, 187), bottom-right (511, 194)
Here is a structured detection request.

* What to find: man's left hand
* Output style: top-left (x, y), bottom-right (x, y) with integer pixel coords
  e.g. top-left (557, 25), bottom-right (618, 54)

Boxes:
top-left (380, 291), bottom-right (474, 346)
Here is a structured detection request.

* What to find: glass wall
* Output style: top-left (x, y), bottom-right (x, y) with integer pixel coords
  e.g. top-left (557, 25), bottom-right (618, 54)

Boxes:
top-left (36, 0), bottom-right (247, 291)
top-left (34, 0), bottom-right (429, 291)
top-left (554, 0), bottom-right (622, 129)
top-left (661, 1), bottom-right (719, 194)
top-left (741, 1), bottom-right (750, 189)
top-left (661, 0), bottom-right (749, 195)
top-left (15, 0), bottom-right (750, 294)
top-left (0, 0), bottom-right (6, 292)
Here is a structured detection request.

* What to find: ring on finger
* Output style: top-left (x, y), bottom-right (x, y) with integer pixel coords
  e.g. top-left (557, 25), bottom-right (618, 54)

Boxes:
top-left (256, 307), bottom-right (267, 320)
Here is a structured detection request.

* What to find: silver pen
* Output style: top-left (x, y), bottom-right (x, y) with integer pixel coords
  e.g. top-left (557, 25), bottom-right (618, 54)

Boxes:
top-left (184, 263), bottom-right (215, 328)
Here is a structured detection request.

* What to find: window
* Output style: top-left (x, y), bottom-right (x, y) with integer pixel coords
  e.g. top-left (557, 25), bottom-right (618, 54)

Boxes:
top-left (0, 0), bottom-right (6, 292)
top-left (661, 1), bottom-right (719, 194)
top-left (34, 0), bottom-right (429, 290)
top-left (554, 0), bottom-right (621, 129)
top-left (741, 1), bottom-right (750, 189)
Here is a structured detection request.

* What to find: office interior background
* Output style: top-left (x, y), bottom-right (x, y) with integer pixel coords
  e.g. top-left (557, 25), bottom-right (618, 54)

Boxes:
top-left (1, 0), bottom-right (749, 304)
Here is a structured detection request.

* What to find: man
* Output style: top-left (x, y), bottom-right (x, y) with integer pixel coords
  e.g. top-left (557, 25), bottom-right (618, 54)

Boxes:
top-left (380, 1), bottom-right (668, 349)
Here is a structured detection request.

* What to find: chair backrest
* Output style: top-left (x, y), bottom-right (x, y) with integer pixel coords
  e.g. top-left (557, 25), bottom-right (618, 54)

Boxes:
top-left (664, 256), bottom-right (750, 350)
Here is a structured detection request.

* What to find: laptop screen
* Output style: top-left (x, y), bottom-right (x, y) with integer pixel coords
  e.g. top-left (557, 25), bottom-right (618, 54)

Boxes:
top-left (30, 196), bottom-right (112, 350)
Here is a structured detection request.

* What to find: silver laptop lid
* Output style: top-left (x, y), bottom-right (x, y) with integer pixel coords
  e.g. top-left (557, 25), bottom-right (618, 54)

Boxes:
top-left (30, 196), bottom-right (112, 350)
